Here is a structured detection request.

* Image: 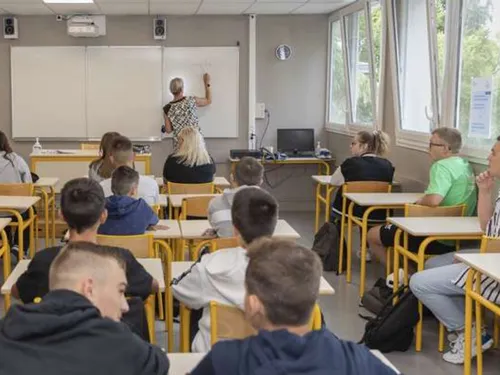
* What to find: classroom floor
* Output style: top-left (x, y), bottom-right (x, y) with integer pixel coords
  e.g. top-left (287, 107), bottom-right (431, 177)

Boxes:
top-left (1, 212), bottom-right (499, 374)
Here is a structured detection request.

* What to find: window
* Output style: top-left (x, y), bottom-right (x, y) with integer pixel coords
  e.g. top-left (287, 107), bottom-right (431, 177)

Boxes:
top-left (456, 0), bottom-right (500, 150)
top-left (328, 20), bottom-right (348, 124)
top-left (370, 1), bottom-right (383, 111)
top-left (393, 0), bottom-right (436, 133)
top-left (346, 10), bottom-right (374, 125)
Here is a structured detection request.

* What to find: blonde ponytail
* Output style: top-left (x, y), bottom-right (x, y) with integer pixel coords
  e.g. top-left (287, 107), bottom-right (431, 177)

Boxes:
top-left (356, 130), bottom-right (391, 156)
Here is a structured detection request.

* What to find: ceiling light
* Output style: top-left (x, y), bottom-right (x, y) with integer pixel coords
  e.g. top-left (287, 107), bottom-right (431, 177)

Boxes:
top-left (43, 0), bottom-right (94, 4)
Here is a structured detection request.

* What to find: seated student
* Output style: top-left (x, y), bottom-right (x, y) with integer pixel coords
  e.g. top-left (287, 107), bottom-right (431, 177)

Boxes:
top-left (163, 127), bottom-right (216, 184)
top-left (98, 166), bottom-right (166, 235)
top-left (0, 241), bottom-right (169, 374)
top-left (190, 238), bottom-right (397, 375)
top-left (88, 131), bottom-right (120, 183)
top-left (0, 131), bottom-right (34, 257)
top-left (100, 135), bottom-right (159, 205)
top-left (172, 186), bottom-right (278, 352)
top-left (208, 156), bottom-right (263, 237)
top-left (367, 128), bottom-right (477, 265)
top-left (330, 130), bottom-right (394, 260)
top-left (409, 137), bottom-right (500, 364)
top-left (12, 178), bottom-right (158, 338)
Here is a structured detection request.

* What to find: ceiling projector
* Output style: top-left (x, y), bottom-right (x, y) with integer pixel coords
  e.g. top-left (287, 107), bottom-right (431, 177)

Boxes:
top-left (67, 16), bottom-right (106, 38)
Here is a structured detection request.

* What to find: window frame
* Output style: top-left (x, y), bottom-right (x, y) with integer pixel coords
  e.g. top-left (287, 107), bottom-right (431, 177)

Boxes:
top-left (325, 0), bottom-right (386, 135)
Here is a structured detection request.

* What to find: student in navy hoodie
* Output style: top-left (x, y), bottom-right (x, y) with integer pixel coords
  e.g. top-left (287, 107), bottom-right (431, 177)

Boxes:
top-left (99, 166), bottom-right (167, 235)
top-left (189, 238), bottom-right (398, 375)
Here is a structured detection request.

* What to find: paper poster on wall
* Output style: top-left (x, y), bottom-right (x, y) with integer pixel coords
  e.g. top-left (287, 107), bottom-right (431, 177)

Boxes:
top-left (468, 77), bottom-right (493, 138)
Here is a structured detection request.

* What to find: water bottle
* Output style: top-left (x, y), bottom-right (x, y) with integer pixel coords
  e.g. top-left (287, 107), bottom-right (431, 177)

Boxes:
top-left (32, 138), bottom-right (42, 154)
top-left (315, 141), bottom-right (321, 157)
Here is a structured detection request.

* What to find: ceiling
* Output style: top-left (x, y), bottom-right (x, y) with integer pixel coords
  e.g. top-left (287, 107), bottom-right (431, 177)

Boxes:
top-left (0, 0), bottom-right (352, 16)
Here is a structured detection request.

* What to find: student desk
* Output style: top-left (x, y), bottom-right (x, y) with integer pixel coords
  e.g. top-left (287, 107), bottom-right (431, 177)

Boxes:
top-left (166, 350), bottom-right (400, 375)
top-left (34, 177), bottom-right (59, 246)
top-left (158, 194), bottom-right (220, 221)
top-left (388, 216), bottom-right (482, 352)
top-left (30, 150), bottom-right (151, 193)
top-left (229, 157), bottom-right (335, 176)
top-left (454, 253), bottom-right (500, 375)
top-left (340, 193), bottom-right (423, 296)
top-left (156, 177), bottom-right (231, 192)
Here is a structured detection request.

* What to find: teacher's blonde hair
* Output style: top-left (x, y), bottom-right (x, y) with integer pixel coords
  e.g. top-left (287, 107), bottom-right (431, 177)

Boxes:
top-left (169, 78), bottom-right (184, 96)
top-left (174, 127), bottom-right (212, 167)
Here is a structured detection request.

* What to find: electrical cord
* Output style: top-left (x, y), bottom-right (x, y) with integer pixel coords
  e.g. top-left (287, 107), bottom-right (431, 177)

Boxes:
top-left (258, 109), bottom-right (271, 150)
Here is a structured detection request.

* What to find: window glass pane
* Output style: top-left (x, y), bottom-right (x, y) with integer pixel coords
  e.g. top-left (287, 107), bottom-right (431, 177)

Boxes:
top-left (457, 0), bottom-right (500, 148)
top-left (329, 20), bottom-right (347, 124)
top-left (371, 1), bottom-right (383, 111)
top-left (346, 10), bottom-right (374, 125)
top-left (394, 0), bottom-right (433, 133)
top-left (436, 0), bottom-right (447, 90)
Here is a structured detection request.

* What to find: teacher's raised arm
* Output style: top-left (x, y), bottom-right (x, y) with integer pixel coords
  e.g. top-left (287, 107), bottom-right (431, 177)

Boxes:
top-left (162, 74), bottom-right (212, 149)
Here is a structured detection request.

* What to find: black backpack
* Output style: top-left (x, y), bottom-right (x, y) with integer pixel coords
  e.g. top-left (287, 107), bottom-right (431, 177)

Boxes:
top-left (360, 278), bottom-right (393, 316)
top-left (359, 285), bottom-right (419, 353)
top-left (312, 222), bottom-right (346, 273)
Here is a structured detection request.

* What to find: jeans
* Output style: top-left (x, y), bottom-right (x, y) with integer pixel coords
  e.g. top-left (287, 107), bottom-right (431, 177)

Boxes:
top-left (410, 263), bottom-right (469, 331)
top-left (424, 248), bottom-right (479, 269)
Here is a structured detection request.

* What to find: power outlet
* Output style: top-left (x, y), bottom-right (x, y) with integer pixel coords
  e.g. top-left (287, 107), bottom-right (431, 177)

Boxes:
top-left (255, 103), bottom-right (266, 119)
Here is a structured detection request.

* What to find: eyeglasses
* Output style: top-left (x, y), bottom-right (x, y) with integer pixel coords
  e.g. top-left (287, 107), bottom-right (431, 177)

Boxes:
top-left (429, 142), bottom-right (447, 148)
top-left (351, 141), bottom-right (358, 146)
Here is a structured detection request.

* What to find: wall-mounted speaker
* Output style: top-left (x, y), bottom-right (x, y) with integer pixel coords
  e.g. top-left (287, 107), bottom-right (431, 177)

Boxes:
top-left (3, 16), bottom-right (18, 40)
top-left (153, 17), bottom-right (167, 40)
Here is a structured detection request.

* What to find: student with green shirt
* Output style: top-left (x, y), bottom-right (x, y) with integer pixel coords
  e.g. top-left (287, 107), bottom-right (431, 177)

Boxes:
top-left (367, 128), bottom-right (477, 266)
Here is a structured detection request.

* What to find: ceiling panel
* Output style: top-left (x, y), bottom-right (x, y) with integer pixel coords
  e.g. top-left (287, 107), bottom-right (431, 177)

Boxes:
top-left (292, 2), bottom-right (345, 13)
top-left (245, 2), bottom-right (302, 14)
top-left (307, 0), bottom-right (350, 3)
top-left (0, 0), bottom-right (44, 4)
top-left (45, 3), bottom-right (101, 14)
top-left (97, 2), bottom-right (149, 15)
top-left (197, 2), bottom-right (252, 14)
top-left (95, 0), bottom-right (147, 3)
top-left (149, 2), bottom-right (200, 15)
top-left (0, 3), bottom-right (53, 15)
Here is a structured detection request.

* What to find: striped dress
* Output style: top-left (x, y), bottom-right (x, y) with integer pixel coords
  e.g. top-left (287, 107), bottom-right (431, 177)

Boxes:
top-left (453, 193), bottom-right (500, 304)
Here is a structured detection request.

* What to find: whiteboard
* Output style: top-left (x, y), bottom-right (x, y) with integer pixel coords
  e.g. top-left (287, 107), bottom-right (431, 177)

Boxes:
top-left (86, 47), bottom-right (163, 139)
top-left (11, 47), bottom-right (87, 138)
top-left (163, 47), bottom-right (239, 138)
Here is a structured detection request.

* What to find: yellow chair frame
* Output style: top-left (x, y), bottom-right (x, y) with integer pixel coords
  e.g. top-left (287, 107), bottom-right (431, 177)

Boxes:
top-left (167, 182), bottom-right (215, 220)
top-left (192, 237), bottom-right (240, 260)
top-left (80, 143), bottom-right (100, 150)
top-left (0, 228), bottom-right (11, 311)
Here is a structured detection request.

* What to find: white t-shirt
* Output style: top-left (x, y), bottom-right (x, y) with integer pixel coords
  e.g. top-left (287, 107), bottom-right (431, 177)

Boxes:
top-left (100, 175), bottom-right (159, 205)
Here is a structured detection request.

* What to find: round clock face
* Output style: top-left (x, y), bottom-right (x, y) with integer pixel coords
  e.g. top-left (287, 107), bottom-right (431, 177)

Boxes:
top-left (276, 44), bottom-right (292, 61)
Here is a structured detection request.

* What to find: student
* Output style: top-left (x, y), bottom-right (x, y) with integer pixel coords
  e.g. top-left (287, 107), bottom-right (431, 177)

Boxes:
top-left (12, 178), bottom-right (158, 335)
top-left (172, 186), bottom-right (278, 352)
top-left (367, 128), bottom-right (477, 265)
top-left (0, 241), bottom-right (169, 375)
top-left (100, 135), bottom-right (159, 205)
top-left (88, 131), bottom-right (120, 183)
top-left (190, 238), bottom-right (397, 375)
top-left (0, 131), bottom-right (33, 257)
top-left (208, 156), bottom-right (263, 237)
top-left (162, 127), bottom-right (216, 184)
top-left (98, 166), bottom-right (164, 235)
top-left (409, 137), bottom-right (500, 364)
top-left (330, 130), bottom-right (394, 260)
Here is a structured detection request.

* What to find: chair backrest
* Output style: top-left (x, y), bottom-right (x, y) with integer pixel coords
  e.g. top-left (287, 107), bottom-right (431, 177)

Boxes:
top-left (209, 301), bottom-right (321, 346)
top-left (342, 181), bottom-right (392, 194)
top-left (180, 196), bottom-right (214, 219)
top-left (97, 234), bottom-right (154, 258)
top-left (167, 182), bottom-right (214, 194)
top-left (80, 143), bottom-right (99, 150)
top-left (0, 183), bottom-right (33, 196)
top-left (404, 204), bottom-right (465, 218)
top-left (192, 237), bottom-right (240, 259)
top-left (480, 236), bottom-right (500, 253)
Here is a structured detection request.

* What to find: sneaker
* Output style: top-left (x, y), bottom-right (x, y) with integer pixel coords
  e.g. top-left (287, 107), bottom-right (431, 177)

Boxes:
top-left (386, 268), bottom-right (404, 289)
top-left (443, 328), bottom-right (493, 364)
top-left (356, 249), bottom-right (372, 262)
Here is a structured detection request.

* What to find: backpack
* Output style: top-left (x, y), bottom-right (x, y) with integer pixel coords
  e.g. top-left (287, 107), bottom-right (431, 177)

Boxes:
top-left (312, 222), bottom-right (346, 273)
top-left (360, 277), bottom-right (393, 315)
top-left (359, 285), bottom-right (419, 353)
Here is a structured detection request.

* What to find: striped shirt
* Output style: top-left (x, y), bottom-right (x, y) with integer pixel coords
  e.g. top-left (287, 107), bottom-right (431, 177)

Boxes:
top-left (453, 192), bottom-right (500, 304)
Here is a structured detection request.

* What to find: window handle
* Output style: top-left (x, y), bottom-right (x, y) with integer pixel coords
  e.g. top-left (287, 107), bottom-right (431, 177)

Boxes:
top-left (425, 105), bottom-right (433, 122)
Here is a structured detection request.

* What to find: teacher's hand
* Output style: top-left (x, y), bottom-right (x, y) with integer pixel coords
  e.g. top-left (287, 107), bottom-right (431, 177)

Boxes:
top-left (203, 73), bottom-right (211, 85)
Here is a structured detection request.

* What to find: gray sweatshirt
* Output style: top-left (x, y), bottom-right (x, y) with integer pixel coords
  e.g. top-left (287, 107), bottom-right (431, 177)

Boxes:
top-left (207, 186), bottom-right (250, 237)
top-left (0, 152), bottom-right (32, 183)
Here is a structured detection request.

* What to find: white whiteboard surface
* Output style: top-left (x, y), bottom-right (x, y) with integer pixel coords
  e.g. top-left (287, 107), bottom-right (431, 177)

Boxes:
top-left (86, 47), bottom-right (163, 139)
top-left (11, 47), bottom-right (87, 138)
top-left (163, 47), bottom-right (239, 138)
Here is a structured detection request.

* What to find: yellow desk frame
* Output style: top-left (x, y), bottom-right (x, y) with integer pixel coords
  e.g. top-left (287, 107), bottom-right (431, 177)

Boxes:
top-left (230, 158), bottom-right (334, 176)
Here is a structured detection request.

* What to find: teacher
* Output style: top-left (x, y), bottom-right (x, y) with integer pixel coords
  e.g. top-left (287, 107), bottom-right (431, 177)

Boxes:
top-left (162, 73), bottom-right (212, 149)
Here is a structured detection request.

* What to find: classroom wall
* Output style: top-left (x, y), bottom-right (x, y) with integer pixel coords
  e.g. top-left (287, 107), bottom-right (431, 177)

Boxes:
top-left (0, 14), bottom-right (328, 210)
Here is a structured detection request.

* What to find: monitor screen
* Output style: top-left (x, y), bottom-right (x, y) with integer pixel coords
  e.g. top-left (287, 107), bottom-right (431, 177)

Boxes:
top-left (277, 129), bottom-right (315, 153)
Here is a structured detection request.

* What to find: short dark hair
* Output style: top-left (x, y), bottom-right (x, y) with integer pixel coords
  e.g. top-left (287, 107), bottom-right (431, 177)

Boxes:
top-left (245, 238), bottom-right (322, 326)
top-left (110, 136), bottom-right (133, 166)
top-left (49, 242), bottom-right (126, 290)
top-left (234, 157), bottom-right (263, 186)
top-left (60, 178), bottom-right (105, 234)
top-left (111, 166), bottom-right (139, 196)
top-left (231, 187), bottom-right (278, 244)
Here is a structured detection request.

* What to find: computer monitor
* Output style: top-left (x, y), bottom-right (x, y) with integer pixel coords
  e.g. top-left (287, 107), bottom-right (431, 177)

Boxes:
top-left (277, 128), bottom-right (315, 154)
